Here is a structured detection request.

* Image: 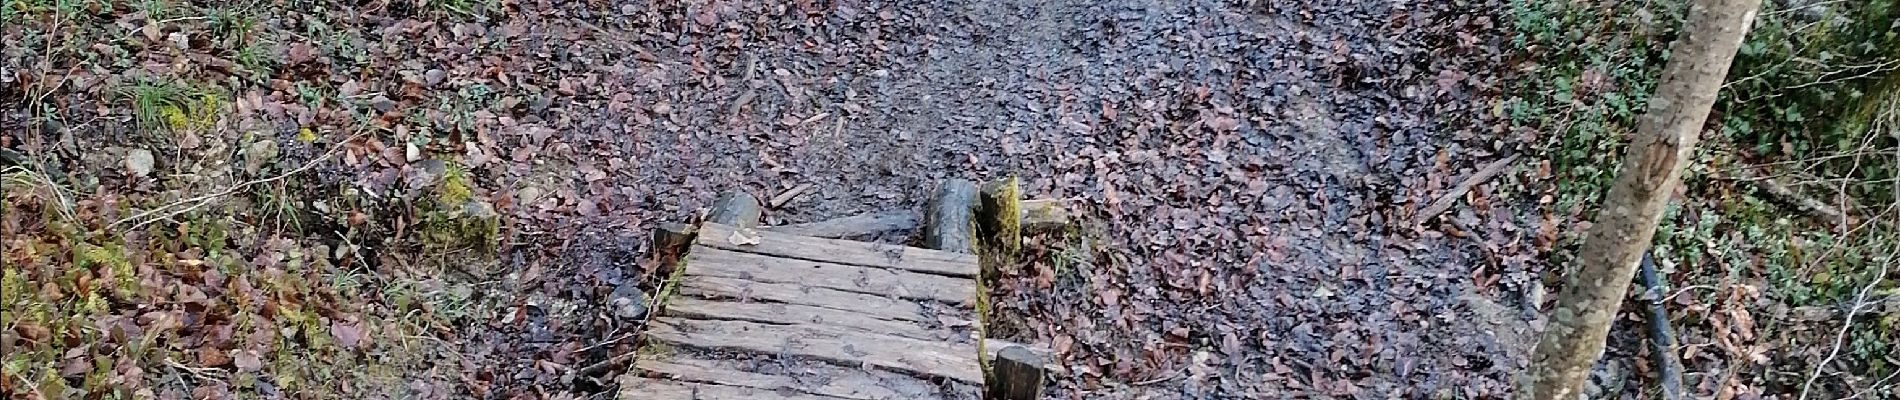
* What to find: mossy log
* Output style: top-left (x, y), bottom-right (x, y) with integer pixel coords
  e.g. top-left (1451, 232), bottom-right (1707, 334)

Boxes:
top-left (923, 179), bottom-right (978, 253)
top-left (977, 177), bottom-right (1021, 256)
top-left (1018, 199), bottom-right (1071, 234)
top-left (707, 191), bottom-right (762, 229)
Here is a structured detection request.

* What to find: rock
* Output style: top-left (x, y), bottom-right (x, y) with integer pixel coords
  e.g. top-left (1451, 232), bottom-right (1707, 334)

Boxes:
top-left (124, 149), bottom-right (155, 177)
top-left (243, 140), bottom-right (279, 175)
top-left (425, 69), bottom-right (446, 86)
top-left (371, 95), bottom-right (396, 113)
top-left (609, 282), bottom-right (648, 320)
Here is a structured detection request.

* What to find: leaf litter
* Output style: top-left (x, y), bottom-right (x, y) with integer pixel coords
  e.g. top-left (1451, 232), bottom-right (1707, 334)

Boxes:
top-left (0, 0), bottom-right (1551, 398)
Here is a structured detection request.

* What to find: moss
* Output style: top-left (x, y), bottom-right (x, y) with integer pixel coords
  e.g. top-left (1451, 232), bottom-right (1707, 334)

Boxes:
top-left (978, 176), bottom-right (1022, 259)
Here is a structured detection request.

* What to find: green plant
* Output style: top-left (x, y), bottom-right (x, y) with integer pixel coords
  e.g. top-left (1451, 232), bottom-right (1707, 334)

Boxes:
top-left (122, 78), bottom-right (189, 131)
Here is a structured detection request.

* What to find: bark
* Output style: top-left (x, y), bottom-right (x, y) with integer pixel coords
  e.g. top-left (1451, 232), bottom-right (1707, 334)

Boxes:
top-left (977, 177), bottom-right (1022, 256)
top-left (986, 345), bottom-right (1045, 400)
top-left (924, 179), bottom-right (979, 253)
top-left (1521, 1), bottom-right (1759, 398)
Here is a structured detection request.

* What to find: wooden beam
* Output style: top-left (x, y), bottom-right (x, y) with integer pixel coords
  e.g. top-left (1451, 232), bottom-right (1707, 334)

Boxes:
top-left (766, 211), bottom-right (920, 239)
top-left (1019, 199), bottom-right (1072, 234)
top-left (698, 222), bottom-right (979, 277)
top-left (685, 247), bottom-right (975, 305)
top-left (663, 297), bottom-right (953, 341)
top-left (618, 376), bottom-right (854, 400)
top-left (635, 354), bottom-right (949, 400)
top-left (644, 318), bottom-right (984, 383)
top-left (923, 179), bottom-right (978, 253)
top-left (675, 275), bottom-right (930, 322)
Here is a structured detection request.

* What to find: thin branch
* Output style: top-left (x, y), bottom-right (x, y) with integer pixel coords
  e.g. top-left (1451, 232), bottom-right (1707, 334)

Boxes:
top-left (1796, 226), bottom-right (1895, 400)
top-left (110, 131), bottom-right (367, 230)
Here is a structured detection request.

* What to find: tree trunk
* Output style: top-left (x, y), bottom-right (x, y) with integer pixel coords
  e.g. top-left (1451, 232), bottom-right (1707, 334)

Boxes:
top-left (1521, 1), bottom-right (1759, 398)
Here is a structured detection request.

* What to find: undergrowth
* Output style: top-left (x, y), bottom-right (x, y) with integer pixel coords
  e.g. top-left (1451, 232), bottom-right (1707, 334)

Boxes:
top-left (1506, 0), bottom-right (1898, 397)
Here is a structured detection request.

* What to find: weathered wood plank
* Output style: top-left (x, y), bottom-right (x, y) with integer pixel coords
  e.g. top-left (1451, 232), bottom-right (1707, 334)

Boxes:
top-left (687, 247), bottom-right (975, 305)
top-left (675, 276), bottom-right (929, 323)
top-left (618, 376), bottom-right (851, 399)
top-left (645, 319), bottom-right (983, 383)
top-left (636, 354), bottom-right (947, 400)
top-left (665, 297), bottom-right (958, 341)
top-left (767, 211), bottom-right (919, 239)
top-left (698, 223), bottom-right (978, 277)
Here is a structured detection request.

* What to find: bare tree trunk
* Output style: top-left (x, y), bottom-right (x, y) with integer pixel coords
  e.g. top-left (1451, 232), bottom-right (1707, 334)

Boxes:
top-left (1521, 0), bottom-right (1760, 398)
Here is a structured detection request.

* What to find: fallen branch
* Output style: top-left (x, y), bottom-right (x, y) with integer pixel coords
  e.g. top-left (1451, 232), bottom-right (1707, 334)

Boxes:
top-left (1789, 296), bottom-right (1900, 321)
top-left (1414, 155), bottom-right (1518, 225)
top-left (1733, 167), bottom-right (1855, 227)
top-left (1639, 252), bottom-right (1685, 400)
top-left (767, 183), bottom-right (813, 208)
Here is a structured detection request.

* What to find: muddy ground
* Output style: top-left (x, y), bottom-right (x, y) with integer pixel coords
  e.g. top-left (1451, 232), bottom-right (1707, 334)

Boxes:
top-left (3, 0), bottom-right (1567, 398)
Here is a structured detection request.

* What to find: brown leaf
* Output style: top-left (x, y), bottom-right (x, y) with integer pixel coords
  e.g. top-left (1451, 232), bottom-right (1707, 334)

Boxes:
top-left (288, 42), bottom-right (316, 65)
top-left (199, 347), bottom-right (230, 367)
top-left (233, 349), bottom-right (262, 372)
top-left (331, 320), bottom-right (364, 349)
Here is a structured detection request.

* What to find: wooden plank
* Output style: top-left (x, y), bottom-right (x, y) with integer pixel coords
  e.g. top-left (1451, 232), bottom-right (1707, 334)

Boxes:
top-left (698, 223), bottom-right (978, 277)
top-left (644, 319), bottom-right (983, 383)
top-left (636, 354), bottom-right (946, 400)
top-left (618, 376), bottom-right (850, 399)
top-left (675, 276), bottom-right (929, 323)
top-left (665, 297), bottom-right (959, 341)
top-left (687, 247), bottom-right (975, 305)
top-left (766, 211), bottom-right (919, 239)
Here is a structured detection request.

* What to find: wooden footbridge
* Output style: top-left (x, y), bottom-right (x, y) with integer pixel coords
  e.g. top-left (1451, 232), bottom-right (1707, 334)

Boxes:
top-left (617, 179), bottom-right (1060, 400)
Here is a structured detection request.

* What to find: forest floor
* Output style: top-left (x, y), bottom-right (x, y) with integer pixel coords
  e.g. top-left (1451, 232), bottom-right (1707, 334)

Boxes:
top-left (1, 0), bottom-right (1891, 399)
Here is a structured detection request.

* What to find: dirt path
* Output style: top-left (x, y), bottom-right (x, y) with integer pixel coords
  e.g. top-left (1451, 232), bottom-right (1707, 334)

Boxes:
top-left (567, 0), bottom-right (1538, 397)
top-left (4, 0), bottom-right (1532, 397)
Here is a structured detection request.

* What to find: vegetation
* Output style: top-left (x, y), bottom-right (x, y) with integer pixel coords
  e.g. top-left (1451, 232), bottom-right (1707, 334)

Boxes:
top-left (1507, 0), bottom-right (1899, 396)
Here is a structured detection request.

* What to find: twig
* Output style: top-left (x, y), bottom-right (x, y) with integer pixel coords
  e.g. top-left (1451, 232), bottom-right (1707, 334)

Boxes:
top-left (768, 183), bottom-right (813, 208)
top-left (1414, 155), bottom-right (1519, 225)
top-left (1797, 238), bottom-right (1895, 400)
top-left (574, 351), bottom-right (640, 377)
top-left (164, 358), bottom-right (228, 383)
top-left (1639, 252), bottom-right (1685, 400)
top-left (111, 131), bottom-right (367, 230)
top-left (1132, 365), bottom-right (1188, 386)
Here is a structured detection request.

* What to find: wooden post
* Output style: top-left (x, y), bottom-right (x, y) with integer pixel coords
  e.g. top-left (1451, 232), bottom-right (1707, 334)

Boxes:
top-left (650, 222), bottom-right (696, 264)
top-left (707, 191), bottom-right (762, 229)
top-left (987, 345), bottom-right (1044, 400)
top-left (977, 177), bottom-right (1021, 256)
top-left (923, 179), bottom-right (978, 253)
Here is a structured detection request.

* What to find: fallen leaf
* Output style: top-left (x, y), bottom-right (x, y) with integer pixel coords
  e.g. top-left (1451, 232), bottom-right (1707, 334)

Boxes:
top-left (332, 320), bottom-right (364, 349)
top-left (233, 350), bottom-right (262, 372)
top-left (728, 229), bottom-right (761, 246)
top-left (125, 149), bottom-right (155, 177)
